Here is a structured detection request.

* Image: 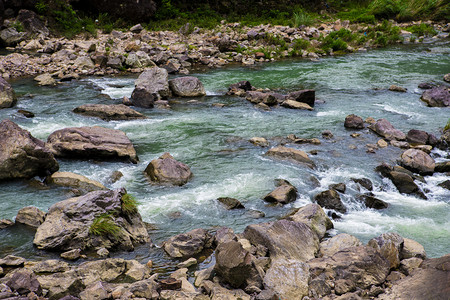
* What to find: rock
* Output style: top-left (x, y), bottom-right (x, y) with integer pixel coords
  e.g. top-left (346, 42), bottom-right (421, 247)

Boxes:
top-left (249, 137), bottom-right (269, 147)
top-left (377, 254), bottom-right (450, 300)
top-left (388, 171), bottom-right (426, 198)
top-left (33, 188), bottom-right (149, 251)
top-left (344, 114), bottom-right (364, 129)
top-left (163, 228), bottom-right (212, 258)
top-left (47, 171), bottom-right (106, 193)
top-left (5, 269), bottom-right (42, 295)
top-left (177, 257), bottom-right (197, 269)
top-left (46, 126), bottom-right (138, 163)
top-left (15, 206), bottom-right (45, 228)
top-left (320, 233), bottom-right (362, 257)
top-left (406, 129), bottom-right (430, 146)
top-left (73, 104), bottom-right (146, 121)
top-left (314, 189), bottom-right (347, 213)
top-left (263, 259), bottom-right (309, 299)
top-left (0, 120), bottom-right (59, 180)
top-left (401, 238), bottom-right (426, 259)
top-left (74, 56), bottom-right (95, 69)
top-left (106, 56), bottom-right (123, 69)
top-left (34, 73), bottom-right (56, 86)
top-left (263, 183), bottom-right (297, 204)
top-left (0, 255), bottom-right (26, 267)
top-left (36, 269), bottom-right (83, 299)
top-left (16, 9), bottom-right (49, 37)
top-left (369, 119), bottom-right (406, 140)
top-left (243, 219), bottom-right (319, 262)
top-left (0, 27), bottom-right (26, 46)
top-left (266, 146), bottom-right (315, 168)
top-left (351, 177), bottom-right (373, 191)
top-left (214, 35), bottom-right (238, 52)
top-left (438, 180), bottom-right (450, 190)
top-left (0, 77), bottom-right (17, 108)
top-left (246, 91), bottom-right (277, 106)
top-left (217, 197), bottom-right (244, 209)
top-left (322, 130), bottom-right (334, 139)
top-left (400, 149), bottom-right (435, 175)
top-left (0, 219), bottom-right (14, 229)
top-left (144, 152), bottom-right (193, 186)
top-left (79, 281), bottom-right (108, 300)
top-left (281, 99), bottom-right (313, 110)
top-left (420, 85), bottom-right (450, 107)
top-left (359, 193), bottom-right (389, 209)
top-left (286, 203), bottom-right (333, 239)
top-left (96, 247), bottom-right (109, 258)
top-left (214, 240), bottom-right (254, 287)
top-left (330, 183), bottom-right (346, 193)
top-left (400, 257), bottom-right (423, 275)
top-left (130, 24), bottom-right (144, 33)
top-left (418, 82), bottom-right (436, 89)
top-left (194, 265), bottom-right (214, 287)
top-left (30, 259), bottom-right (70, 273)
top-left (132, 67), bottom-right (170, 105)
top-left (389, 85), bottom-right (407, 92)
top-left (17, 109), bottom-right (35, 118)
top-left (130, 87), bottom-right (156, 108)
top-left (368, 232), bottom-right (404, 269)
top-left (444, 73), bottom-right (450, 82)
top-left (169, 76), bottom-right (206, 97)
top-left (60, 249), bottom-right (81, 261)
top-left (228, 81), bottom-right (253, 93)
top-left (308, 246), bottom-right (390, 295)
top-left (125, 277), bottom-right (159, 298)
top-left (286, 89), bottom-right (315, 107)
top-left (205, 281), bottom-right (251, 300)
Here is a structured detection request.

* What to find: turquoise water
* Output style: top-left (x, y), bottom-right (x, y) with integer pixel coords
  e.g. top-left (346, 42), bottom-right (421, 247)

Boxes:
top-left (0, 42), bottom-right (449, 265)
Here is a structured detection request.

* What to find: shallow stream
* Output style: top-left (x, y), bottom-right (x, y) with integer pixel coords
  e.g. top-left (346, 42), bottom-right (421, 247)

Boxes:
top-left (1, 41), bottom-right (449, 272)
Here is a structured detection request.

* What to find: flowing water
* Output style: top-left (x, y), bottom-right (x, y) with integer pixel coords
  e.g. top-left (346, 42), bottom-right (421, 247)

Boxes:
top-left (1, 41), bottom-right (449, 270)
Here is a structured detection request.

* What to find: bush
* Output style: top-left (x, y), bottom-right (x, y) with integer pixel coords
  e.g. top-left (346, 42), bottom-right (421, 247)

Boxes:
top-left (406, 24), bottom-right (437, 36)
top-left (89, 214), bottom-right (120, 237)
top-left (292, 10), bottom-right (315, 27)
top-left (121, 193), bottom-right (138, 214)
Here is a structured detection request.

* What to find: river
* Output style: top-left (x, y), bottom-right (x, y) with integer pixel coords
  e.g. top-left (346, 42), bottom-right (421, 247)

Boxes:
top-left (0, 41), bottom-right (449, 271)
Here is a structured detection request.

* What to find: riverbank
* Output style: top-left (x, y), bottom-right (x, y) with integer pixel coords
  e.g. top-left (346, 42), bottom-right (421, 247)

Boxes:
top-left (0, 9), bottom-right (449, 80)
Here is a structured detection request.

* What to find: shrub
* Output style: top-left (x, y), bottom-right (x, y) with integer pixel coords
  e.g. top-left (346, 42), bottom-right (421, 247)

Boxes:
top-left (406, 24), bottom-right (437, 36)
top-left (292, 10), bottom-right (315, 27)
top-left (12, 21), bottom-right (24, 32)
top-left (89, 213), bottom-right (120, 237)
top-left (444, 119), bottom-right (450, 132)
top-left (121, 193), bottom-right (139, 214)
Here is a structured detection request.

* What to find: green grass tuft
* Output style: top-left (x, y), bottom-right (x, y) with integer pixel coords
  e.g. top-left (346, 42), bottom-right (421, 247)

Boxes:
top-left (444, 119), bottom-right (450, 132)
top-left (89, 213), bottom-right (120, 237)
top-left (406, 24), bottom-right (437, 36)
top-left (121, 193), bottom-right (139, 214)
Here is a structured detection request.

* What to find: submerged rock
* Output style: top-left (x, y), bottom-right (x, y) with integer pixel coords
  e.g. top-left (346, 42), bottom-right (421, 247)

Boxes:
top-left (34, 73), bottom-right (56, 86)
top-left (420, 85), bottom-right (450, 107)
top-left (46, 171), bottom-right (106, 193)
top-left (314, 189), bottom-right (347, 213)
top-left (369, 118), bottom-right (406, 140)
top-left (263, 183), bottom-right (297, 204)
top-left (46, 126), bottom-right (138, 163)
top-left (0, 77), bottom-right (17, 108)
top-left (281, 99), bottom-right (313, 110)
top-left (144, 152), bottom-right (193, 186)
top-left (286, 89), bottom-right (315, 107)
top-left (266, 146), bottom-right (315, 168)
top-left (169, 76), bottom-right (206, 97)
top-left (217, 197), bottom-right (245, 209)
top-left (389, 85), bottom-right (407, 92)
top-left (73, 104), bottom-right (146, 121)
top-left (0, 120), bottom-right (59, 180)
top-left (33, 188), bottom-right (149, 251)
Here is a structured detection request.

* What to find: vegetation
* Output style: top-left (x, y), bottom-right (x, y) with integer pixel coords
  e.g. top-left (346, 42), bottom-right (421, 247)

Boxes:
top-left (89, 213), bottom-right (120, 237)
top-left (444, 119), bottom-right (450, 132)
top-left (406, 24), bottom-right (437, 36)
top-left (121, 193), bottom-right (139, 215)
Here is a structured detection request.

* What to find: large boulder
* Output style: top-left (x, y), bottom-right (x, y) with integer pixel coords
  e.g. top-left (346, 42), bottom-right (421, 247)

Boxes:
top-left (406, 129), bottom-right (432, 146)
top-left (0, 120), bottom-right (59, 180)
top-left (169, 77), bottom-right (206, 97)
top-left (319, 233), bottom-right (362, 257)
top-left (308, 246), bottom-right (390, 297)
top-left (131, 67), bottom-right (170, 107)
top-left (46, 171), bottom-right (106, 193)
top-left (15, 206), bottom-right (45, 228)
top-left (368, 232), bottom-right (404, 270)
top-left (163, 228), bottom-right (213, 258)
top-left (401, 238), bottom-right (427, 259)
top-left (73, 104), bottom-right (146, 121)
top-left (46, 126), bottom-right (138, 163)
top-left (0, 27), bottom-right (26, 47)
top-left (286, 89), bottom-right (315, 107)
top-left (16, 9), bottom-right (49, 37)
top-left (263, 183), bottom-right (297, 204)
top-left (266, 146), bottom-right (315, 168)
top-left (5, 269), bottom-right (42, 296)
top-left (0, 77), bottom-right (17, 108)
top-left (33, 188), bottom-right (149, 251)
top-left (369, 119), bottom-right (406, 141)
top-left (314, 189), bottom-right (347, 213)
top-left (243, 219), bottom-right (319, 262)
top-left (378, 254), bottom-right (450, 300)
top-left (144, 152), bottom-right (193, 186)
top-left (389, 171), bottom-right (426, 198)
top-left (287, 203), bottom-right (333, 239)
top-left (420, 85), bottom-right (450, 107)
top-left (400, 149), bottom-right (435, 175)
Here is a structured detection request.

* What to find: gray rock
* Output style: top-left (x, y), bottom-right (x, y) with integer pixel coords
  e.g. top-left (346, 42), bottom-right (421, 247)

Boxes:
top-left (46, 126), bottom-right (138, 163)
top-left (47, 171), bottom-right (106, 193)
top-left (287, 203), bottom-right (333, 239)
top-left (17, 9), bottom-right (49, 37)
top-left (0, 27), bottom-right (26, 46)
top-left (401, 238), bottom-right (426, 260)
top-left (243, 219), bottom-right (319, 262)
top-left (0, 120), bottom-right (59, 180)
top-left (245, 91), bottom-right (277, 106)
top-left (400, 149), bottom-right (435, 175)
top-left (163, 228), bottom-right (212, 258)
top-left (368, 232), bottom-right (404, 269)
top-left (286, 89), bottom-right (315, 107)
top-left (106, 57), bottom-right (123, 69)
top-left (406, 129), bottom-right (430, 146)
top-left (0, 255), bottom-right (26, 267)
top-left (217, 197), bottom-right (244, 209)
top-left (319, 233), bottom-right (362, 257)
top-left (60, 249), bottom-right (82, 261)
top-left (169, 76), bottom-right (206, 97)
top-left (133, 67), bottom-right (170, 101)
top-left (359, 194), bottom-right (389, 209)
top-left (263, 184), bottom-right (297, 204)
top-left (0, 77), bottom-right (17, 108)
top-left (314, 189), bottom-right (347, 213)
top-left (144, 152), bottom-right (193, 186)
top-left (281, 99), bottom-right (314, 110)
top-left (15, 206), bottom-right (45, 228)
top-left (130, 24), bottom-right (144, 33)
top-left (369, 118), bottom-right (406, 141)
top-left (263, 259), bottom-right (309, 299)
top-left (74, 56), bottom-right (95, 69)
top-left (388, 170), bottom-right (426, 198)
top-left (266, 146), bottom-right (315, 168)
top-left (420, 85), bottom-right (450, 107)
top-left (34, 73), bottom-right (56, 86)
top-left (0, 219), bottom-right (14, 229)
top-left (79, 281), bottom-right (108, 300)
top-left (33, 188), bottom-right (149, 251)
top-left (30, 259), bottom-right (71, 273)
top-left (6, 269), bottom-right (42, 295)
top-left (73, 104), bottom-right (146, 121)
top-left (344, 114), bottom-right (365, 129)
top-left (351, 177), bottom-right (373, 191)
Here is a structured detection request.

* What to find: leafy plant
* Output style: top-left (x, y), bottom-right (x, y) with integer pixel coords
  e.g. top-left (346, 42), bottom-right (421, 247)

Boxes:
top-left (121, 193), bottom-right (139, 214)
top-left (444, 119), bottom-right (450, 132)
top-left (12, 21), bottom-right (24, 32)
top-left (406, 24), bottom-right (437, 36)
top-left (89, 213), bottom-right (120, 237)
top-left (35, 0), bottom-right (48, 14)
top-left (292, 10), bottom-right (315, 27)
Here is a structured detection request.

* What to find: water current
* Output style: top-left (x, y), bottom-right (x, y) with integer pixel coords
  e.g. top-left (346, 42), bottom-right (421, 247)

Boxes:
top-left (0, 41), bottom-right (449, 271)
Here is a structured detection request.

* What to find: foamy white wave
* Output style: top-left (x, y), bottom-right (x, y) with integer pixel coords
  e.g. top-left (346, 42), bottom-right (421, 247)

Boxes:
top-left (86, 78), bottom-right (135, 99)
top-left (317, 111), bottom-right (340, 117)
top-left (373, 103), bottom-right (420, 118)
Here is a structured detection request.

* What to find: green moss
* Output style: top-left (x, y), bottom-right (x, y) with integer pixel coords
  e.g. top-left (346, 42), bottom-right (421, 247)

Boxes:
top-left (89, 213), bottom-right (120, 237)
top-left (121, 193), bottom-right (139, 214)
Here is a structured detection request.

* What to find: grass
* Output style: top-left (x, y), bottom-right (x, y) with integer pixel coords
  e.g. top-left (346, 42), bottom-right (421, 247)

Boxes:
top-left (121, 193), bottom-right (139, 214)
top-left (292, 10), bottom-right (315, 27)
top-left (444, 119), bottom-right (450, 132)
top-left (406, 24), bottom-right (437, 36)
top-left (89, 213), bottom-right (120, 237)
